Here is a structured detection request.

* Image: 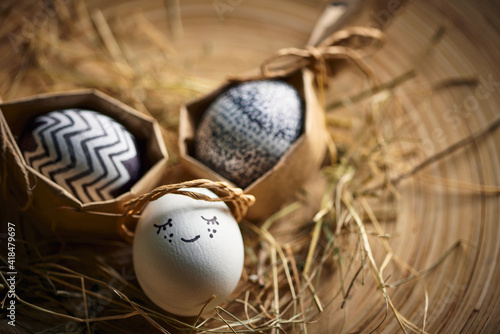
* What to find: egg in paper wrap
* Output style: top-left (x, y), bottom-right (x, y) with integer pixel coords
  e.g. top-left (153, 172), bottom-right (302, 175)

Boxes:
top-left (133, 188), bottom-right (244, 317)
top-left (195, 80), bottom-right (303, 188)
top-left (19, 108), bottom-right (142, 203)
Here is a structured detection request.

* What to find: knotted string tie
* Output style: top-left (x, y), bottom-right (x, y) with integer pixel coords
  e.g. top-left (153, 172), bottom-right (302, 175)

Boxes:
top-left (233, 26), bottom-right (386, 88)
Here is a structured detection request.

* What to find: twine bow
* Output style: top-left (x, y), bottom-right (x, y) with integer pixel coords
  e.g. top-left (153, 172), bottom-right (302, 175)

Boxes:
top-left (232, 26), bottom-right (385, 88)
top-left (123, 179), bottom-right (255, 222)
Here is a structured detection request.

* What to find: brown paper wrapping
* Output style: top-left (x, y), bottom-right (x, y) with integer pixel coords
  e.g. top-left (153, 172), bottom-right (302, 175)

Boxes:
top-left (0, 89), bottom-right (168, 239)
top-left (179, 69), bottom-right (328, 221)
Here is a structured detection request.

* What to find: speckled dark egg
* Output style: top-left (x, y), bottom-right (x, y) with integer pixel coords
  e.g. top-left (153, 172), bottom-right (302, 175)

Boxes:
top-left (194, 80), bottom-right (303, 188)
top-left (19, 108), bottom-right (142, 203)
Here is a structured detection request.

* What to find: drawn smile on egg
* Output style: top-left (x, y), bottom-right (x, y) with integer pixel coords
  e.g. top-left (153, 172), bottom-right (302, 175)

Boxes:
top-left (154, 216), bottom-right (220, 243)
top-left (180, 235), bottom-right (200, 243)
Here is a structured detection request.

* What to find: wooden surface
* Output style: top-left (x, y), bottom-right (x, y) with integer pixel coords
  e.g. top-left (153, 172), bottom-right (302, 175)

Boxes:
top-left (1, 0), bottom-right (499, 333)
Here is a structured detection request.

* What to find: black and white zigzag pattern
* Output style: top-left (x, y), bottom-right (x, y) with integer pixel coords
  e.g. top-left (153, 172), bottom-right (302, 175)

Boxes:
top-left (20, 109), bottom-right (141, 203)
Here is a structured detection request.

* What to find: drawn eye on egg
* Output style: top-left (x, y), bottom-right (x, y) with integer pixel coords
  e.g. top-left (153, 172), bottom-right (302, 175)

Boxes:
top-left (154, 218), bottom-right (174, 242)
top-left (154, 216), bottom-right (220, 243)
top-left (202, 216), bottom-right (219, 238)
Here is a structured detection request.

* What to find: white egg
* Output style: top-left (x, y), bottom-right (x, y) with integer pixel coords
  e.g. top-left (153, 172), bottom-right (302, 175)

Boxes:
top-left (133, 188), bottom-right (244, 317)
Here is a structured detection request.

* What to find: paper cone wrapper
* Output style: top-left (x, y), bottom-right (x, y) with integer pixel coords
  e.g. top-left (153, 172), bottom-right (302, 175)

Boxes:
top-left (179, 69), bottom-right (328, 221)
top-left (0, 89), bottom-right (168, 239)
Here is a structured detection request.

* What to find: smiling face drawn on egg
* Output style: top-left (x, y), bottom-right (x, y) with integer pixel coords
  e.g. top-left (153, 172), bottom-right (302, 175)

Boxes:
top-left (153, 215), bottom-right (220, 244)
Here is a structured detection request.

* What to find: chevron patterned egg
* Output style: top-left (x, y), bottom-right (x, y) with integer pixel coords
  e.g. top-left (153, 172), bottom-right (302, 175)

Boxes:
top-left (195, 80), bottom-right (303, 188)
top-left (19, 109), bottom-right (142, 203)
top-left (133, 188), bottom-right (244, 317)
